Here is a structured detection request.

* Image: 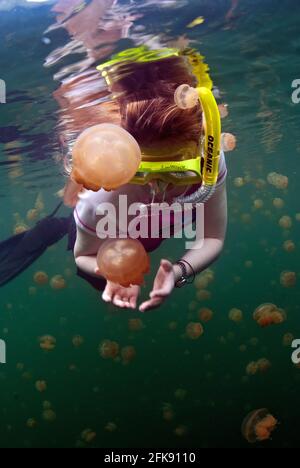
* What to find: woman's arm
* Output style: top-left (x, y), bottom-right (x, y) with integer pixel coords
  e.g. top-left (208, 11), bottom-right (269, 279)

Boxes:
top-left (174, 182), bottom-right (228, 281)
top-left (74, 226), bottom-right (103, 278)
top-left (139, 183), bottom-right (227, 311)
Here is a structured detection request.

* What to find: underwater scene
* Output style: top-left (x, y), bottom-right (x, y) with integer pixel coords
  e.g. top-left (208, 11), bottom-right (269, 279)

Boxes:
top-left (0, 0), bottom-right (300, 450)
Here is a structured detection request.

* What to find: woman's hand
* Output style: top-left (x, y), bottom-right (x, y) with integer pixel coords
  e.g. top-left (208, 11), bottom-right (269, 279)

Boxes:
top-left (139, 259), bottom-right (175, 312)
top-left (102, 281), bottom-right (141, 309)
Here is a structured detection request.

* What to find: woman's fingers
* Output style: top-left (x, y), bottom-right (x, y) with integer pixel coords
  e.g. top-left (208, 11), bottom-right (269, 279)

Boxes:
top-left (139, 296), bottom-right (163, 313)
top-left (129, 295), bottom-right (137, 309)
top-left (101, 283), bottom-right (140, 310)
top-left (150, 285), bottom-right (172, 298)
top-left (113, 294), bottom-right (126, 308)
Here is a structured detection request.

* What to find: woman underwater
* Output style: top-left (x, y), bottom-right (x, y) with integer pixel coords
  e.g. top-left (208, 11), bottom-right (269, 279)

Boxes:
top-left (62, 47), bottom-right (228, 312)
top-left (0, 0), bottom-right (232, 314)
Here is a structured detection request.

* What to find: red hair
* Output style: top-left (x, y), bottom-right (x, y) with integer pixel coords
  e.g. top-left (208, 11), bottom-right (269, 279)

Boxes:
top-left (108, 56), bottom-right (203, 156)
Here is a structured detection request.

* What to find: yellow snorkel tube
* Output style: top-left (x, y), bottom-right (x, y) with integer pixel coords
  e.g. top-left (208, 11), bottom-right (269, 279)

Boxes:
top-left (172, 84), bottom-right (221, 204)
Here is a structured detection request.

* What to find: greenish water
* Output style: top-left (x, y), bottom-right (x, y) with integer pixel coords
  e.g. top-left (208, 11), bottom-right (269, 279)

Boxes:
top-left (0, 0), bottom-right (300, 449)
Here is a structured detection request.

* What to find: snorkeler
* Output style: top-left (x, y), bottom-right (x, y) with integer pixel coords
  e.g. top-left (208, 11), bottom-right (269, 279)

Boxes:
top-left (63, 47), bottom-right (228, 312)
top-left (0, 47), bottom-right (228, 313)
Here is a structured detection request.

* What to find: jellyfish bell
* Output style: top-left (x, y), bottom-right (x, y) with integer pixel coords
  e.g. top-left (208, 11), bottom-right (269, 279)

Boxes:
top-left (221, 133), bottom-right (236, 152)
top-left (81, 429), bottom-right (96, 444)
top-left (186, 322), bottom-right (204, 339)
top-left (42, 409), bottom-right (56, 423)
top-left (121, 345), bottom-right (136, 364)
top-left (50, 275), bottom-right (66, 290)
top-left (198, 307), bottom-right (213, 322)
top-left (34, 271), bottom-right (49, 286)
top-left (279, 215), bottom-right (292, 229)
top-left (35, 380), bottom-right (47, 392)
top-left (97, 238), bottom-right (150, 287)
top-left (229, 308), bottom-right (243, 323)
top-left (174, 84), bottom-right (199, 109)
top-left (99, 340), bottom-right (119, 359)
top-left (72, 335), bottom-right (84, 348)
top-left (71, 124), bottom-right (142, 191)
top-left (242, 409), bottom-right (278, 443)
top-left (218, 103), bottom-right (229, 119)
top-left (280, 270), bottom-right (296, 288)
top-left (283, 240), bottom-right (295, 252)
top-left (26, 418), bottom-right (38, 429)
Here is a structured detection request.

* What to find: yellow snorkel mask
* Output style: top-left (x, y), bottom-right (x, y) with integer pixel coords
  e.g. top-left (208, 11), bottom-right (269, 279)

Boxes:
top-left (131, 85), bottom-right (221, 191)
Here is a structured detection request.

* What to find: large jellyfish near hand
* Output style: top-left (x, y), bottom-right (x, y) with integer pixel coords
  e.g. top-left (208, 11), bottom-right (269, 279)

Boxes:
top-left (97, 238), bottom-right (150, 287)
top-left (71, 124), bottom-right (142, 191)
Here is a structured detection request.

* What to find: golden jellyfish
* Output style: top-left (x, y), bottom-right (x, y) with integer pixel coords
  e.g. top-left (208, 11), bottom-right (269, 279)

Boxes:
top-left (121, 345), bottom-right (136, 364)
top-left (282, 333), bottom-right (294, 347)
top-left (234, 177), bottom-right (244, 188)
top-left (35, 380), bottom-right (47, 392)
top-left (196, 289), bottom-right (211, 301)
top-left (228, 308), bottom-right (243, 323)
top-left (283, 240), bottom-right (295, 252)
top-left (105, 422), bottom-right (117, 432)
top-left (204, 269), bottom-right (215, 283)
top-left (34, 271), bottom-right (49, 286)
top-left (128, 318), bottom-right (144, 332)
top-left (72, 335), bottom-right (84, 348)
top-left (273, 198), bottom-right (284, 209)
top-left (246, 362), bottom-right (258, 376)
top-left (253, 199), bottom-right (264, 210)
top-left (162, 403), bottom-right (175, 422)
top-left (26, 418), bottom-right (38, 429)
top-left (254, 178), bottom-right (265, 189)
top-left (198, 307), bottom-right (213, 322)
top-left (242, 409), bottom-right (278, 443)
top-left (195, 276), bottom-right (209, 289)
top-left (81, 429), bottom-right (96, 444)
top-left (99, 340), bottom-right (119, 359)
top-left (26, 209), bottom-right (39, 222)
top-left (42, 409), bottom-right (56, 423)
top-left (280, 270), bottom-right (296, 288)
top-left (174, 84), bottom-right (199, 109)
top-left (174, 388), bottom-right (187, 400)
top-left (295, 213), bottom-right (300, 222)
top-left (39, 335), bottom-right (56, 351)
top-left (279, 215), bottom-right (292, 229)
top-left (257, 358), bottom-right (271, 373)
top-left (71, 124), bottom-right (142, 191)
top-left (97, 238), bottom-right (150, 287)
top-left (253, 303), bottom-right (285, 327)
top-left (267, 172), bottom-right (288, 190)
top-left (186, 322), bottom-right (204, 340)
top-left (221, 133), bottom-right (236, 152)
top-left (50, 275), bottom-right (66, 290)
top-left (43, 401), bottom-right (52, 410)
top-left (218, 103), bottom-right (229, 119)
top-left (174, 425), bottom-right (188, 437)
top-left (244, 260), bottom-right (253, 269)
